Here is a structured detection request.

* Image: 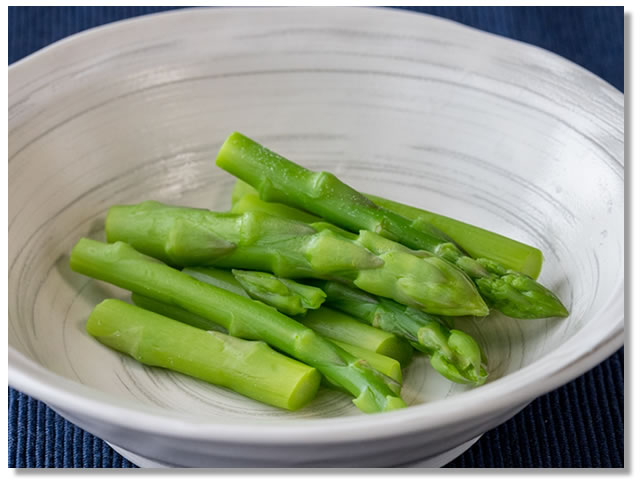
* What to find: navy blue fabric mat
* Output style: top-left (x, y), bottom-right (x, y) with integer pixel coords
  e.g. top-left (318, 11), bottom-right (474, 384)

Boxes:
top-left (8, 6), bottom-right (624, 468)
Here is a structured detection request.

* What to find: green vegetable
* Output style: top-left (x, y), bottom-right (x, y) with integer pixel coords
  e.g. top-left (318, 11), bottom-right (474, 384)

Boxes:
top-left (132, 296), bottom-right (402, 384)
top-left (179, 267), bottom-right (246, 296)
top-left (105, 201), bottom-right (487, 317)
top-left (232, 269), bottom-right (326, 316)
top-left (131, 292), bottom-right (226, 333)
top-left (135, 267), bottom-right (406, 383)
top-left (70, 239), bottom-right (405, 413)
top-left (216, 132), bottom-right (567, 319)
top-left (184, 267), bottom-right (412, 367)
top-left (232, 191), bottom-right (320, 223)
top-left (226, 191), bottom-right (487, 383)
top-left (366, 194), bottom-right (543, 279)
top-left (300, 307), bottom-right (414, 367)
top-left (314, 280), bottom-right (487, 386)
top-left (231, 178), bottom-right (260, 206)
top-left (134, 294), bottom-right (402, 384)
top-left (86, 299), bottom-right (321, 410)
top-left (328, 340), bottom-right (402, 384)
top-left (232, 180), bottom-right (543, 279)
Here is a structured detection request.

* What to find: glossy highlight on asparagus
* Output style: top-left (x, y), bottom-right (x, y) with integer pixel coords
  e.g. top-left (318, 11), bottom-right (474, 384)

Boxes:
top-left (105, 201), bottom-right (487, 316)
top-left (216, 132), bottom-right (567, 319)
top-left (70, 239), bottom-right (406, 413)
top-left (87, 299), bottom-right (321, 410)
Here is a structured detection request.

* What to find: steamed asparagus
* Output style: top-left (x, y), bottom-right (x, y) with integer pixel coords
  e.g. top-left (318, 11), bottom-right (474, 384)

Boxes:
top-left (106, 201), bottom-right (488, 317)
top-left (70, 239), bottom-right (406, 413)
top-left (186, 268), bottom-right (407, 381)
top-left (87, 299), bottom-right (321, 410)
top-left (132, 292), bottom-right (403, 384)
top-left (328, 340), bottom-right (403, 384)
top-left (232, 181), bottom-right (543, 279)
top-left (228, 187), bottom-right (487, 384)
top-left (314, 280), bottom-right (487, 385)
top-left (299, 307), bottom-right (414, 367)
top-left (183, 266), bottom-right (413, 365)
top-left (131, 292), bottom-right (226, 333)
top-left (367, 194), bottom-right (544, 279)
top-left (146, 264), bottom-right (325, 318)
top-left (232, 269), bottom-right (326, 316)
top-left (233, 190), bottom-right (320, 224)
top-left (216, 132), bottom-right (568, 319)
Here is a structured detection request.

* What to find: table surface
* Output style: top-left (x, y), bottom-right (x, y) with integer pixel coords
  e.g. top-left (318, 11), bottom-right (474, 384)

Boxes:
top-left (8, 6), bottom-right (624, 469)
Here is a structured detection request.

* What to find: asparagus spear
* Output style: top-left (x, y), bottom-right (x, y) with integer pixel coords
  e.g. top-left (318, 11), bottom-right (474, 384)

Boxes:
top-left (186, 267), bottom-right (326, 316)
top-left (87, 299), bottom-right (321, 410)
top-left (231, 178), bottom-right (259, 206)
top-left (313, 280), bottom-right (487, 385)
top-left (216, 132), bottom-right (568, 319)
top-left (232, 269), bottom-right (326, 316)
top-left (133, 292), bottom-right (402, 384)
top-left (131, 292), bottom-right (226, 333)
top-left (233, 191), bottom-right (320, 224)
top-left (299, 307), bottom-right (413, 367)
top-left (106, 201), bottom-right (487, 317)
top-left (232, 180), bottom-right (542, 279)
top-left (226, 191), bottom-right (488, 383)
top-left (327, 340), bottom-right (402, 384)
top-left (178, 267), bottom-right (246, 296)
top-left (184, 267), bottom-right (412, 365)
top-left (366, 194), bottom-right (543, 280)
top-left (70, 239), bottom-right (405, 413)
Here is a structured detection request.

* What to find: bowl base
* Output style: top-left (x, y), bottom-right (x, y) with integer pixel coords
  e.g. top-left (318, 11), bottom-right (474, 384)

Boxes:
top-left (108, 435), bottom-right (481, 468)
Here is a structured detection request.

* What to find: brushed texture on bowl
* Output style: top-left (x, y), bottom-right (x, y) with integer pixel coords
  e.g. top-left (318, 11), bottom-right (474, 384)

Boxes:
top-left (8, 7), bottom-right (623, 467)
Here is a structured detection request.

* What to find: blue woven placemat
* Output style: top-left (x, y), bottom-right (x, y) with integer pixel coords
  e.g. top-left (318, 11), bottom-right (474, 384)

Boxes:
top-left (8, 6), bottom-right (624, 468)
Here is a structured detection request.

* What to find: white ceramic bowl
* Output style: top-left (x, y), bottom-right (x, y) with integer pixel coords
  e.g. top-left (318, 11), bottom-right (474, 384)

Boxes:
top-left (8, 7), bottom-right (624, 467)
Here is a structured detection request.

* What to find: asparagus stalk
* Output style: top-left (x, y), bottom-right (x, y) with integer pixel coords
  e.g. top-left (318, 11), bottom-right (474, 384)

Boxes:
top-left (227, 190), bottom-right (487, 384)
top-left (106, 201), bottom-right (487, 317)
top-left (134, 268), bottom-right (406, 383)
top-left (231, 180), bottom-right (542, 279)
top-left (178, 267), bottom-right (246, 296)
top-left (132, 292), bottom-right (403, 384)
top-left (131, 292), bottom-right (226, 333)
top-left (70, 239), bottom-right (405, 413)
top-left (227, 191), bottom-right (486, 383)
top-left (233, 190), bottom-right (320, 223)
top-left (231, 178), bottom-right (260, 206)
top-left (300, 307), bottom-right (414, 367)
top-left (328, 340), bottom-right (402, 384)
top-left (184, 267), bottom-right (412, 365)
top-left (313, 280), bottom-right (487, 385)
top-left (366, 194), bottom-right (543, 280)
top-left (216, 132), bottom-right (568, 319)
top-left (87, 299), bottom-right (321, 410)
top-left (232, 269), bottom-right (326, 316)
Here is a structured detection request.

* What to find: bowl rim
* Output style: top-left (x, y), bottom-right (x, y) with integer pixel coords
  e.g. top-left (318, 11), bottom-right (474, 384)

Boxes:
top-left (8, 6), bottom-right (625, 445)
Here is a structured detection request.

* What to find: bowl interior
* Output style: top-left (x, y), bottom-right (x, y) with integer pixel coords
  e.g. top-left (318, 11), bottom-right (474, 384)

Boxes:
top-left (8, 8), bottom-right (624, 424)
